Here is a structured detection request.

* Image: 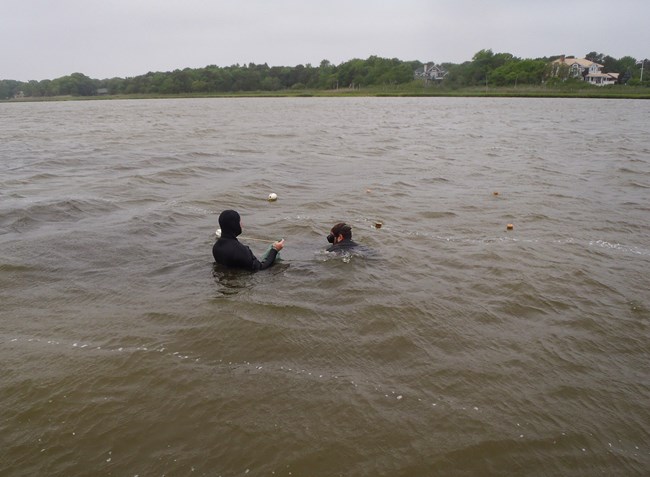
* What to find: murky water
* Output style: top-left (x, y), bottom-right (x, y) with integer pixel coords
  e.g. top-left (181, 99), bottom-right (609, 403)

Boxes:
top-left (1, 97), bottom-right (649, 476)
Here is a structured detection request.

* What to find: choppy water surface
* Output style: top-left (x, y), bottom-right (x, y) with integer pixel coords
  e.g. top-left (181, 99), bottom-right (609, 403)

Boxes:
top-left (1, 97), bottom-right (649, 476)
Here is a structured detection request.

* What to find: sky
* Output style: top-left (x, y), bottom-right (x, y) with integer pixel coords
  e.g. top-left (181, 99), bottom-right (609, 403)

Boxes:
top-left (3, 0), bottom-right (649, 81)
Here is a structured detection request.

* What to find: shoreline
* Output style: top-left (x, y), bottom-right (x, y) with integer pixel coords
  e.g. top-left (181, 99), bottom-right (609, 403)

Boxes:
top-left (3, 86), bottom-right (650, 102)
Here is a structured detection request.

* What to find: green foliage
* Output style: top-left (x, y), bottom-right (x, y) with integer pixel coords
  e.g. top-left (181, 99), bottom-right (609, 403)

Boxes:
top-left (585, 51), bottom-right (605, 64)
top-left (0, 79), bottom-right (21, 99)
top-left (2, 50), bottom-right (648, 100)
top-left (489, 59), bottom-right (547, 86)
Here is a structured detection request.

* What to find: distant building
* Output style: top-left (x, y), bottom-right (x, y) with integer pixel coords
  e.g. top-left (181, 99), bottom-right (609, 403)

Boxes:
top-left (584, 70), bottom-right (619, 86)
top-left (96, 88), bottom-right (109, 95)
top-left (414, 63), bottom-right (448, 83)
top-left (551, 56), bottom-right (619, 86)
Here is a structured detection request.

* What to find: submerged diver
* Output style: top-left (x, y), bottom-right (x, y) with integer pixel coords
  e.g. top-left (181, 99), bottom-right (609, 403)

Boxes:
top-left (326, 222), bottom-right (358, 252)
top-left (213, 209), bottom-right (284, 271)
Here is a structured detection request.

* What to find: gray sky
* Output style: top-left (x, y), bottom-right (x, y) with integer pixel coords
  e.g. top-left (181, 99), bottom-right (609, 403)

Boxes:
top-left (3, 0), bottom-right (648, 81)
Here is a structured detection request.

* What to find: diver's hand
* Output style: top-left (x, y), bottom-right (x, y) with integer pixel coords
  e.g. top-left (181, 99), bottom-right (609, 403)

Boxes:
top-left (272, 239), bottom-right (285, 251)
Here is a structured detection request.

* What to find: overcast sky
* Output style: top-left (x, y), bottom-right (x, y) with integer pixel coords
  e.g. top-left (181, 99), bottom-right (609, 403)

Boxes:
top-left (3, 0), bottom-right (649, 81)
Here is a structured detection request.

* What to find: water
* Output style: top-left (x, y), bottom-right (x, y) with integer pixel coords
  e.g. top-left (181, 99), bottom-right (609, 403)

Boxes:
top-left (1, 97), bottom-right (649, 476)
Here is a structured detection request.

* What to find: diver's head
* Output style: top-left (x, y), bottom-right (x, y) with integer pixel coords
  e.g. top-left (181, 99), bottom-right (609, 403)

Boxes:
top-left (218, 209), bottom-right (242, 237)
top-left (327, 222), bottom-right (352, 244)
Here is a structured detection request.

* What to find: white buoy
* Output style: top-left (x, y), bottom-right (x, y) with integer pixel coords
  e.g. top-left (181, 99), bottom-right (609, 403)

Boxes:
top-left (215, 228), bottom-right (222, 237)
top-left (268, 193), bottom-right (278, 201)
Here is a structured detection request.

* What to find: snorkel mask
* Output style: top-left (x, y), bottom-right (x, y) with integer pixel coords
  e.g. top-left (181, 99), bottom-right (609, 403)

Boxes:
top-left (327, 223), bottom-right (351, 243)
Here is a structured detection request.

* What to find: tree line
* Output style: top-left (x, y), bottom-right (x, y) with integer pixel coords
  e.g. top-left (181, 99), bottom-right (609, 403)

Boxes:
top-left (1, 50), bottom-right (647, 99)
top-left (444, 50), bottom-right (644, 88)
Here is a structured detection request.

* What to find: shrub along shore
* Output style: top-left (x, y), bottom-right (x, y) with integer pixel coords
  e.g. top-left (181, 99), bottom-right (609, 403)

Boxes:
top-left (4, 84), bottom-right (649, 102)
top-left (3, 50), bottom-right (648, 101)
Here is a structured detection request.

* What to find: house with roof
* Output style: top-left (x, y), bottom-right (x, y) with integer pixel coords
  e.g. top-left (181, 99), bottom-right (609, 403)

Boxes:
top-left (584, 69), bottom-right (619, 86)
top-left (551, 56), bottom-right (619, 86)
top-left (414, 63), bottom-right (448, 83)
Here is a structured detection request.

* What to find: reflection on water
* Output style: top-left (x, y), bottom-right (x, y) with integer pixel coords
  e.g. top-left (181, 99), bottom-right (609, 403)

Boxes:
top-left (0, 97), bottom-right (649, 476)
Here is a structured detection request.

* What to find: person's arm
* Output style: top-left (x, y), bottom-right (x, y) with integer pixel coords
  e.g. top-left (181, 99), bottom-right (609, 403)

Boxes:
top-left (249, 239), bottom-right (284, 272)
top-left (252, 247), bottom-right (277, 271)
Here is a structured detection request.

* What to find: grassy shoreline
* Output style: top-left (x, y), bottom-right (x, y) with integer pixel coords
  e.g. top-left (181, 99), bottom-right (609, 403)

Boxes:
top-left (3, 85), bottom-right (650, 102)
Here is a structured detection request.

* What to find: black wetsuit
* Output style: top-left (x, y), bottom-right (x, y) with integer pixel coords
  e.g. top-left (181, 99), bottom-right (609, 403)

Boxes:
top-left (326, 238), bottom-right (358, 253)
top-left (212, 235), bottom-right (278, 271)
top-left (212, 209), bottom-right (278, 271)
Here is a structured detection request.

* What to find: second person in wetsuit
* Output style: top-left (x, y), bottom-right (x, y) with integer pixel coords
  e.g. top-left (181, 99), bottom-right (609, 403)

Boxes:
top-left (326, 222), bottom-right (358, 252)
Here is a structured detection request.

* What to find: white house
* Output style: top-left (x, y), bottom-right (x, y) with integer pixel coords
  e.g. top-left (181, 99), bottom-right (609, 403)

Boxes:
top-left (551, 56), bottom-right (619, 86)
top-left (414, 63), bottom-right (448, 82)
top-left (584, 69), bottom-right (619, 86)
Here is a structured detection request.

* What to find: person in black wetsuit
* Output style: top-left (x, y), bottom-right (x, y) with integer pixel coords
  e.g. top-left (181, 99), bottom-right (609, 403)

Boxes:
top-left (213, 209), bottom-right (284, 271)
top-left (326, 222), bottom-right (358, 252)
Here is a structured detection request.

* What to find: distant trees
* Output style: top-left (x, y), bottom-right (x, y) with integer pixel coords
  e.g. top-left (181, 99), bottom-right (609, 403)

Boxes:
top-left (585, 51), bottom-right (605, 64)
top-left (1, 50), bottom-right (647, 99)
top-left (445, 49), bottom-right (648, 88)
top-left (55, 73), bottom-right (96, 96)
top-left (586, 51), bottom-right (629, 74)
top-left (445, 49), bottom-right (546, 88)
top-left (337, 56), bottom-right (416, 87)
top-left (489, 59), bottom-right (547, 86)
top-left (1, 73), bottom-right (96, 98)
top-left (0, 79), bottom-right (21, 99)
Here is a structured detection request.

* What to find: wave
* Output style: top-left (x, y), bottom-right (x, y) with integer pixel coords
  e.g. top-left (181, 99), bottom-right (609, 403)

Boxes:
top-left (627, 181), bottom-right (649, 189)
top-left (417, 211), bottom-right (457, 219)
top-left (0, 197), bottom-right (122, 233)
top-left (0, 262), bottom-right (36, 272)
